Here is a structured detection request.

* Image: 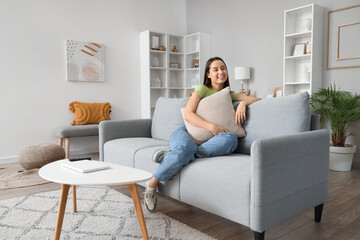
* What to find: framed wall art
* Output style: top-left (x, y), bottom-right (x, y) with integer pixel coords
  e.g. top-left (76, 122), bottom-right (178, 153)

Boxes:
top-left (66, 40), bottom-right (105, 81)
top-left (326, 4), bottom-right (360, 69)
top-left (293, 43), bottom-right (306, 56)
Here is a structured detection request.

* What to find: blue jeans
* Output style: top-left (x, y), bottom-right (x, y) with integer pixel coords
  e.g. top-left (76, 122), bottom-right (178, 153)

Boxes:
top-left (154, 125), bottom-right (238, 181)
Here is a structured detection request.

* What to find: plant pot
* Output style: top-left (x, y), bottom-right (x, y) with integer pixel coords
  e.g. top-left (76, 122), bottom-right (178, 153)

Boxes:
top-left (329, 144), bottom-right (356, 171)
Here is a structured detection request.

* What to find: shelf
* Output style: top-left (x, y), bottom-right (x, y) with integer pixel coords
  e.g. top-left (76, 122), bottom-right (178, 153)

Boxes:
top-left (284, 82), bottom-right (311, 85)
top-left (169, 68), bottom-right (184, 71)
top-left (169, 52), bottom-right (184, 55)
top-left (150, 50), bottom-right (166, 54)
top-left (186, 51), bottom-right (199, 55)
top-left (151, 66), bottom-right (167, 69)
top-left (285, 54), bottom-right (311, 60)
top-left (283, 4), bottom-right (323, 97)
top-left (141, 30), bottom-right (211, 118)
top-left (150, 87), bottom-right (167, 89)
top-left (285, 31), bottom-right (312, 39)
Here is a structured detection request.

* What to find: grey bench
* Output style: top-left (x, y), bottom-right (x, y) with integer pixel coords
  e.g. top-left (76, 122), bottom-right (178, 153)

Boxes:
top-left (54, 124), bottom-right (99, 158)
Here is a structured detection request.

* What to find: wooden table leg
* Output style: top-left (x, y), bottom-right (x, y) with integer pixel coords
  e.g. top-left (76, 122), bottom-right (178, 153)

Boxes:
top-left (54, 184), bottom-right (70, 240)
top-left (72, 185), bottom-right (77, 213)
top-left (64, 138), bottom-right (70, 159)
top-left (58, 138), bottom-right (63, 147)
top-left (128, 184), bottom-right (149, 240)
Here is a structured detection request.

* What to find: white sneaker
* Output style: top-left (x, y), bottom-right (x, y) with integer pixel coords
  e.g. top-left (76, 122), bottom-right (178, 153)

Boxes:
top-left (152, 148), bottom-right (171, 163)
top-left (141, 189), bottom-right (157, 213)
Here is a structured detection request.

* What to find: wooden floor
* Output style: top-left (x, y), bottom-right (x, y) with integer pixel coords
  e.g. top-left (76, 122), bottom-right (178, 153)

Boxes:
top-left (1, 161), bottom-right (360, 240)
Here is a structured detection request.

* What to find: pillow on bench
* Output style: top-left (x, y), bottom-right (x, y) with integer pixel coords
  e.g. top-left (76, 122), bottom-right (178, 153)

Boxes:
top-left (69, 101), bottom-right (111, 125)
top-left (236, 92), bottom-right (311, 154)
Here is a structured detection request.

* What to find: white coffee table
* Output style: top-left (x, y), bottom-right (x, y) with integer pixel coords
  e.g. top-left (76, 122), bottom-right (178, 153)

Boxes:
top-left (39, 159), bottom-right (152, 240)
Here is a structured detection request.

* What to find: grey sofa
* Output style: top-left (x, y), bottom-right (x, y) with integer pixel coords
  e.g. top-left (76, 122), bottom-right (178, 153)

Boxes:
top-left (99, 92), bottom-right (329, 240)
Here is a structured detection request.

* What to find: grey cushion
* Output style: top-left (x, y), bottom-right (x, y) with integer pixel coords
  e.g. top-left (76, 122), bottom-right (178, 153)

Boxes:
top-left (54, 124), bottom-right (99, 138)
top-left (180, 154), bottom-right (251, 226)
top-left (103, 137), bottom-right (168, 167)
top-left (236, 92), bottom-right (311, 154)
top-left (151, 97), bottom-right (189, 141)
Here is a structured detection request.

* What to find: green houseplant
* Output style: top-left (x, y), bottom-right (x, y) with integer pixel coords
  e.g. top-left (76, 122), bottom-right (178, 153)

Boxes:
top-left (311, 84), bottom-right (360, 171)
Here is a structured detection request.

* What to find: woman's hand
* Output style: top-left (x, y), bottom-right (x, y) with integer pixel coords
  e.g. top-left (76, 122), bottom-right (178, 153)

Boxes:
top-left (209, 124), bottom-right (229, 136)
top-left (235, 101), bottom-right (247, 125)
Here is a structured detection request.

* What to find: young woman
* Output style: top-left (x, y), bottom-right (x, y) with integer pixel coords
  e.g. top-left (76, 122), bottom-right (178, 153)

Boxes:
top-left (142, 57), bottom-right (261, 212)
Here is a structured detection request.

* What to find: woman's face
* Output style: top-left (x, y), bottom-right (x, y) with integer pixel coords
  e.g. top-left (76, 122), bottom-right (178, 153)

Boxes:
top-left (207, 60), bottom-right (228, 86)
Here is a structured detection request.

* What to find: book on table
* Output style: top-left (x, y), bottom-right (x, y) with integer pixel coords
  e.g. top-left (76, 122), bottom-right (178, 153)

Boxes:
top-left (61, 160), bottom-right (109, 173)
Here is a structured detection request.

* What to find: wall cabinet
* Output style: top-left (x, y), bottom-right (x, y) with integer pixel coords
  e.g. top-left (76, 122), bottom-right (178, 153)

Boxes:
top-left (140, 30), bottom-right (211, 118)
top-left (283, 4), bottom-right (323, 96)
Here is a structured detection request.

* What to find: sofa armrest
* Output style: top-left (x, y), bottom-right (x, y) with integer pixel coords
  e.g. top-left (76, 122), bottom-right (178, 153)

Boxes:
top-left (99, 119), bottom-right (152, 161)
top-left (249, 129), bottom-right (329, 232)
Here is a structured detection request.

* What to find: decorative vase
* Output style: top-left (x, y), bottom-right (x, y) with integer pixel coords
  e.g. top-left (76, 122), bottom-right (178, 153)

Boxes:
top-left (301, 18), bottom-right (312, 32)
top-left (191, 74), bottom-right (200, 88)
top-left (329, 144), bottom-right (356, 171)
top-left (152, 57), bottom-right (160, 67)
top-left (154, 77), bottom-right (161, 87)
top-left (299, 72), bottom-right (310, 82)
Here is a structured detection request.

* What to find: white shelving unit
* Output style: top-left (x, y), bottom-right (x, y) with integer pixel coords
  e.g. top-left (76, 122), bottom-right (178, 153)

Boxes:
top-left (140, 30), bottom-right (211, 118)
top-left (283, 4), bottom-right (323, 96)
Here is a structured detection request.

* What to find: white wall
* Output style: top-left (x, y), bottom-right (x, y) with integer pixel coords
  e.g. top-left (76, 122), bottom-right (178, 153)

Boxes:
top-left (186, 0), bottom-right (360, 164)
top-left (2, 0), bottom-right (359, 164)
top-left (0, 0), bottom-right (186, 161)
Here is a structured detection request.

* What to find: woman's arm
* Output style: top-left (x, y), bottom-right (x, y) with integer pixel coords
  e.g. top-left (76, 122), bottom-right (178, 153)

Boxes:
top-left (235, 94), bottom-right (262, 125)
top-left (184, 91), bottom-right (229, 135)
top-left (236, 94), bottom-right (262, 105)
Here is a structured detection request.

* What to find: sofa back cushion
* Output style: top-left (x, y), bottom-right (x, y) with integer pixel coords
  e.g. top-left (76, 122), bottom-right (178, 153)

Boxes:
top-left (236, 92), bottom-right (311, 154)
top-left (151, 97), bottom-right (189, 141)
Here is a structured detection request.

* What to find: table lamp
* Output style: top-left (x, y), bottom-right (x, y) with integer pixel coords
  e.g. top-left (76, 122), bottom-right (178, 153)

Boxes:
top-left (234, 66), bottom-right (250, 95)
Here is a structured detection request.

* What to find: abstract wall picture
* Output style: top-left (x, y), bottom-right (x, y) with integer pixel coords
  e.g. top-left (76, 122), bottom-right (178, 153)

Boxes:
top-left (66, 40), bottom-right (105, 81)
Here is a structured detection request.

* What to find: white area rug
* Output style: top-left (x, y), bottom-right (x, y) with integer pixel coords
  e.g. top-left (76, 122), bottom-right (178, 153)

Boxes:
top-left (0, 186), bottom-right (215, 240)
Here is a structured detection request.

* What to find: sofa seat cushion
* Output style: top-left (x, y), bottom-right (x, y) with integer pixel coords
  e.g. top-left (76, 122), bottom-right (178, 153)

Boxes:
top-left (135, 146), bottom-right (180, 200)
top-left (103, 137), bottom-right (168, 167)
top-left (179, 154), bottom-right (251, 226)
top-left (237, 92), bottom-right (311, 154)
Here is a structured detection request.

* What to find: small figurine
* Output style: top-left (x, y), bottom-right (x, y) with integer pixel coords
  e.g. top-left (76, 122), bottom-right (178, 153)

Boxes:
top-left (172, 45), bottom-right (178, 52)
top-left (154, 77), bottom-right (161, 87)
top-left (306, 41), bottom-right (312, 54)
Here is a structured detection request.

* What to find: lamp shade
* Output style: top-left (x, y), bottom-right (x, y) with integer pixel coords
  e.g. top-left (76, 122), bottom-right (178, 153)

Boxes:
top-left (234, 67), bottom-right (250, 80)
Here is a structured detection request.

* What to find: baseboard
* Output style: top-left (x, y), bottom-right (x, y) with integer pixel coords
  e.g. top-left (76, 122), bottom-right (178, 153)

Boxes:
top-left (0, 156), bottom-right (18, 164)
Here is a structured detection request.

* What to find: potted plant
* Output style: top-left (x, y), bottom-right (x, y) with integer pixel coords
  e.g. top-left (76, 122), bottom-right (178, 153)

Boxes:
top-left (311, 85), bottom-right (360, 171)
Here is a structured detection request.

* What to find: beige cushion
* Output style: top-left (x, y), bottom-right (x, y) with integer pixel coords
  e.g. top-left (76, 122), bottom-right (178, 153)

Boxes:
top-left (181, 87), bottom-right (246, 145)
top-left (18, 144), bottom-right (65, 170)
